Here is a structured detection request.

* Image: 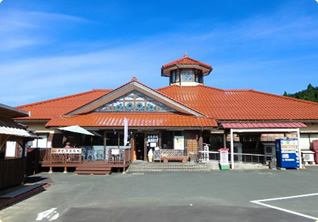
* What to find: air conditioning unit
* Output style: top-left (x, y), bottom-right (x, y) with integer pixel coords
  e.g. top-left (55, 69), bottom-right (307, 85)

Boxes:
top-left (263, 143), bottom-right (276, 156)
top-left (302, 150), bottom-right (315, 165)
top-left (264, 146), bottom-right (275, 156)
top-left (263, 142), bottom-right (276, 162)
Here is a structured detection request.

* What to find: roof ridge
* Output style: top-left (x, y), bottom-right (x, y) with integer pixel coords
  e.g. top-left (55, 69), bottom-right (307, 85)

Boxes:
top-left (162, 56), bottom-right (212, 69)
top-left (224, 89), bottom-right (253, 92)
top-left (17, 89), bottom-right (110, 109)
top-left (250, 89), bottom-right (318, 106)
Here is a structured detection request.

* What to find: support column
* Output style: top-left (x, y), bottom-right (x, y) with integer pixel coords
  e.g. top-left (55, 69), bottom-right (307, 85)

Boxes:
top-left (144, 134), bottom-right (147, 161)
top-left (131, 133), bottom-right (135, 162)
top-left (223, 133), bottom-right (227, 148)
top-left (297, 128), bottom-right (302, 169)
top-left (198, 132), bottom-right (203, 152)
top-left (103, 131), bottom-right (107, 162)
top-left (158, 132), bottom-right (162, 148)
top-left (230, 129), bottom-right (234, 169)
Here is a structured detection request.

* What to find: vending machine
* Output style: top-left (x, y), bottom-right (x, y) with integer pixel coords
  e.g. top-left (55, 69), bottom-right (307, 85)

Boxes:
top-left (276, 139), bottom-right (300, 169)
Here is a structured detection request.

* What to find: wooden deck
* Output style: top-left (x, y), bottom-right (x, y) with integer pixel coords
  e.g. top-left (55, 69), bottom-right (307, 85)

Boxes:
top-left (39, 148), bottom-right (131, 175)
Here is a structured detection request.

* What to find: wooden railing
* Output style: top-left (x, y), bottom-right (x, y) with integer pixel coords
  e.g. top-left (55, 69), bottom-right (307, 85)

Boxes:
top-left (0, 158), bottom-right (26, 189)
top-left (38, 147), bottom-right (131, 166)
top-left (39, 148), bottom-right (82, 165)
top-left (108, 148), bottom-right (131, 166)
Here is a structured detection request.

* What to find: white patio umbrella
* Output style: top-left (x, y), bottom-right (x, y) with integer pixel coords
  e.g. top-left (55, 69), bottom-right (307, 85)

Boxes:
top-left (58, 125), bottom-right (94, 136)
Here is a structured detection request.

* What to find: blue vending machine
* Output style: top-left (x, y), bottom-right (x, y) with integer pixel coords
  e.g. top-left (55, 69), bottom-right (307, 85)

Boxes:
top-left (276, 139), bottom-right (300, 169)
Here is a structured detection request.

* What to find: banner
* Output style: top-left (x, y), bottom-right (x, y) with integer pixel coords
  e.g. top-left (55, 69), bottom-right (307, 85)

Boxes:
top-left (51, 148), bottom-right (82, 154)
top-left (123, 117), bottom-right (128, 147)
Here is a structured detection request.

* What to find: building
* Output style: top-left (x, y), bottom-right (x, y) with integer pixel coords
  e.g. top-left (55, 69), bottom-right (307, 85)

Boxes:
top-left (0, 104), bottom-right (36, 189)
top-left (15, 55), bottom-right (318, 170)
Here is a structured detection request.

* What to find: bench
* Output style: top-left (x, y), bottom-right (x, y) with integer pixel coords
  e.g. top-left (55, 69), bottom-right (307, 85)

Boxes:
top-left (161, 156), bottom-right (189, 163)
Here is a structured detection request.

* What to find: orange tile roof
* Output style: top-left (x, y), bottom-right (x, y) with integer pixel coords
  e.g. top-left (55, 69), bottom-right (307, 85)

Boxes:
top-left (162, 56), bottom-right (212, 70)
top-left (158, 85), bottom-right (318, 120)
top-left (16, 80), bottom-right (318, 123)
top-left (46, 113), bottom-right (217, 127)
top-left (16, 89), bottom-right (110, 120)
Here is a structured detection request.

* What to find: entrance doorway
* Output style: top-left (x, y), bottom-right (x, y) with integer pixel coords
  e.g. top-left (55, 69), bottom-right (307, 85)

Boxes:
top-left (135, 133), bottom-right (145, 160)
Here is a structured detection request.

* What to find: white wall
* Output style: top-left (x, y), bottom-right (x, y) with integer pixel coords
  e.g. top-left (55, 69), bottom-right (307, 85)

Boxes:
top-left (300, 133), bottom-right (318, 150)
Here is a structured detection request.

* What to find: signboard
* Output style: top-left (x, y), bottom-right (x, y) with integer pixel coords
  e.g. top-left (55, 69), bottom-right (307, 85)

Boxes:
top-left (174, 136), bottom-right (184, 150)
top-left (153, 150), bottom-right (161, 161)
top-left (51, 148), bottom-right (82, 154)
top-left (218, 148), bottom-right (229, 170)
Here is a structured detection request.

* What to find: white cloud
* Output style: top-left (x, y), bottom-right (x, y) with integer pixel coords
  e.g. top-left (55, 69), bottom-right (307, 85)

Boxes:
top-left (1, 2), bottom-right (318, 106)
top-left (0, 10), bottom-right (88, 51)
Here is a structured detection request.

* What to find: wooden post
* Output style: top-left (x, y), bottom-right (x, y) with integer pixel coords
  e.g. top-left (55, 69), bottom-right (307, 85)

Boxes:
top-left (159, 132), bottom-right (162, 148)
top-left (144, 134), bottom-right (147, 161)
top-left (103, 131), bottom-right (107, 163)
top-left (49, 149), bottom-right (53, 174)
top-left (130, 133), bottom-right (135, 162)
top-left (199, 132), bottom-right (203, 152)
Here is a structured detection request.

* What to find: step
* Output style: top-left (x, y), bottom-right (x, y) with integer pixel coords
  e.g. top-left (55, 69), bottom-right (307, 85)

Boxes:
top-left (128, 163), bottom-right (211, 172)
top-left (76, 167), bottom-right (111, 171)
top-left (0, 183), bottom-right (46, 199)
top-left (75, 170), bottom-right (111, 175)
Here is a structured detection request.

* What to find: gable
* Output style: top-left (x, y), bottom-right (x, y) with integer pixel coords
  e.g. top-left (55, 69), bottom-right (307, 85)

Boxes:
top-left (95, 90), bottom-right (176, 112)
top-left (68, 80), bottom-right (204, 117)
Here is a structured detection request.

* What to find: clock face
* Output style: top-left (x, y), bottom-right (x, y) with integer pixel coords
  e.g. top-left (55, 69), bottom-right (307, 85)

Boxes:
top-left (181, 70), bottom-right (194, 81)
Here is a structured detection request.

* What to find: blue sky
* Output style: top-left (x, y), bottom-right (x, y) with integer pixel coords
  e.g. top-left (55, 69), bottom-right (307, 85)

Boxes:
top-left (0, 0), bottom-right (318, 106)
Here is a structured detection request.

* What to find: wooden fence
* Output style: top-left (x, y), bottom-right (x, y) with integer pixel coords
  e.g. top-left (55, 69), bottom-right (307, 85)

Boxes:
top-left (0, 158), bottom-right (26, 189)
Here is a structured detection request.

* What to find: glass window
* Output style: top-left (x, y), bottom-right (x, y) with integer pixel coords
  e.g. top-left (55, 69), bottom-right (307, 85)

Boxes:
top-left (96, 90), bottom-right (176, 112)
top-left (31, 134), bottom-right (48, 148)
top-left (175, 72), bottom-right (180, 82)
top-left (171, 71), bottom-right (176, 83)
top-left (181, 70), bottom-right (194, 82)
top-left (106, 133), bottom-right (118, 146)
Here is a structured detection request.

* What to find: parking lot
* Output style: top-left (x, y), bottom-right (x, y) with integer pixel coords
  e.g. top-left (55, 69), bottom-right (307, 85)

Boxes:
top-left (1, 167), bottom-right (318, 222)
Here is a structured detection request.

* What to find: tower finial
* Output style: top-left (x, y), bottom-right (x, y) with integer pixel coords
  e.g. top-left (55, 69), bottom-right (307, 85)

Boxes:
top-left (184, 52), bottom-right (189, 58)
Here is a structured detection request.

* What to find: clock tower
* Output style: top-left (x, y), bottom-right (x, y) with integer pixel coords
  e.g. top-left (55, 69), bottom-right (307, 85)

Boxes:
top-left (161, 53), bottom-right (212, 86)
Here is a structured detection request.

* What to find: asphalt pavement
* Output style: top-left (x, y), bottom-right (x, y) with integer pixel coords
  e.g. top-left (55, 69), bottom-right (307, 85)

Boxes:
top-left (1, 167), bottom-right (318, 222)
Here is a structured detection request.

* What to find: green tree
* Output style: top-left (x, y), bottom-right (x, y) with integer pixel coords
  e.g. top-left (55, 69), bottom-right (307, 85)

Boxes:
top-left (284, 84), bottom-right (318, 103)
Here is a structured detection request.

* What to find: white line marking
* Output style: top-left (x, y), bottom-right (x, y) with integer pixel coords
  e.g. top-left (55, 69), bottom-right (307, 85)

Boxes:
top-left (251, 200), bottom-right (318, 221)
top-left (250, 192), bottom-right (318, 221)
top-left (36, 208), bottom-right (59, 221)
top-left (252, 192), bottom-right (318, 202)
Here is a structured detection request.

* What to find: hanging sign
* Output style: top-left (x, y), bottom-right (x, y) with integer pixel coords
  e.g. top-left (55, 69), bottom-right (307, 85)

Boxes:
top-left (51, 148), bottom-right (82, 154)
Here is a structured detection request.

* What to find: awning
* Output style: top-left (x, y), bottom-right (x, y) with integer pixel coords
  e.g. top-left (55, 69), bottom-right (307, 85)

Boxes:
top-left (0, 118), bottom-right (36, 138)
top-left (58, 125), bottom-right (94, 136)
top-left (221, 122), bottom-right (307, 129)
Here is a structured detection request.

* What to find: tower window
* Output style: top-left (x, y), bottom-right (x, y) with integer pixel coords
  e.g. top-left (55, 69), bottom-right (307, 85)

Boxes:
top-left (181, 70), bottom-right (194, 82)
top-left (170, 70), bottom-right (179, 83)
